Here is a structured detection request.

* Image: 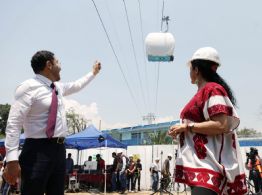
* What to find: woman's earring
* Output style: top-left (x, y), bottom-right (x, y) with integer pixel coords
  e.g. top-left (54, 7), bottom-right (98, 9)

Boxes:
top-left (195, 79), bottom-right (199, 85)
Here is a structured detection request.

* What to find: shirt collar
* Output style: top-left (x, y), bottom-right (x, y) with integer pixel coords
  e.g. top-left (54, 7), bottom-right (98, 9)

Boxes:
top-left (35, 74), bottom-right (53, 87)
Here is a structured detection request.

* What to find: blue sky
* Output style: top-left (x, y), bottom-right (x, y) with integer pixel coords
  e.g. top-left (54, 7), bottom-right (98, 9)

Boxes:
top-left (0, 0), bottom-right (262, 131)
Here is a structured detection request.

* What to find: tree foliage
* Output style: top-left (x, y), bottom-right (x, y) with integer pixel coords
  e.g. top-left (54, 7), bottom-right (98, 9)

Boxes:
top-left (148, 130), bottom-right (173, 145)
top-left (236, 127), bottom-right (260, 137)
top-left (66, 108), bottom-right (89, 135)
top-left (0, 104), bottom-right (11, 134)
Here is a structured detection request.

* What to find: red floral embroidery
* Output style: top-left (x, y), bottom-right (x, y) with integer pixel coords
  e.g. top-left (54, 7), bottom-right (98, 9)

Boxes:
top-left (180, 132), bottom-right (185, 147)
top-left (197, 172), bottom-right (210, 183)
top-left (208, 104), bottom-right (233, 117)
top-left (227, 174), bottom-right (247, 195)
top-left (193, 134), bottom-right (208, 159)
top-left (175, 167), bottom-right (183, 179)
top-left (232, 133), bottom-right (236, 149)
top-left (211, 175), bottom-right (222, 188)
top-left (185, 171), bottom-right (196, 182)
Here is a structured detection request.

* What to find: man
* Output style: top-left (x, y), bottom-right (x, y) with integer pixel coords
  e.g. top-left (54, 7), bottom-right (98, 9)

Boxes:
top-left (161, 153), bottom-right (172, 190)
top-left (66, 153), bottom-right (74, 175)
top-left (116, 149), bottom-right (127, 194)
top-left (151, 157), bottom-right (160, 192)
top-left (111, 152), bottom-right (118, 192)
top-left (96, 154), bottom-right (105, 174)
top-left (3, 50), bottom-right (101, 195)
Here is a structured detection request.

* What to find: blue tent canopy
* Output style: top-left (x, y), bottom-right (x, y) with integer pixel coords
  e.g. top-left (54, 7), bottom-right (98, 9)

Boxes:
top-left (65, 125), bottom-right (127, 150)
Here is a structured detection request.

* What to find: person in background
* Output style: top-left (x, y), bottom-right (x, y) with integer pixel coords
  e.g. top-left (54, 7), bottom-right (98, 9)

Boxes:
top-left (111, 152), bottom-right (118, 192)
top-left (0, 158), bottom-right (4, 193)
top-left (161, 154), bottom-right (172, 190)
top-left (96, 154), bottom-right (105, 174)
top-left (150, 157), bottom-right (160, 192)
top-left (133, 158), bottom-right (142, 191)
top-left (65, 153), bottom-right (74, 174)
top-left (245, 147), bottom-right (262, 193)
top-left (84, 156), bottom-right (93, 169)
top-left (168, 47), bottom-right (247, 195)
top-left (126, 155), bottom-right (136, 192)
top-left (116, 149), bottom-right (127, 194)
top-left (3, 50), bottom-right (101, 195)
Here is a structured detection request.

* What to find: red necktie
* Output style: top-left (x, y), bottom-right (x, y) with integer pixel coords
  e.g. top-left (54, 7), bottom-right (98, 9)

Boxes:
top-left (46, 83), bottom-right (58, 138)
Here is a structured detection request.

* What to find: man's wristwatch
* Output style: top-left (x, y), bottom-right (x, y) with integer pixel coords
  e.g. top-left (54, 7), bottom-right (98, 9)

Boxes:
top-left (187, 123), bottom-right (195, 133)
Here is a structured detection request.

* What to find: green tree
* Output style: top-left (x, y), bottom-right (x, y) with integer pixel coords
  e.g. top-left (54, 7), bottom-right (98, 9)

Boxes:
top-left (236, 127), bottom-right (260, 137)
top-left (148, 130), bottom-right (173, 145)
top-left (0, 104), bottom-right (11, 135)
top-left (66, 109), bottom-right (89, 134)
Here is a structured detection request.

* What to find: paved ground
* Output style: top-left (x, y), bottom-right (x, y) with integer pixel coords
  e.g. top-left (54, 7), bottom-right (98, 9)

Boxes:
top-left (65, 190), bottom-right (191, 195)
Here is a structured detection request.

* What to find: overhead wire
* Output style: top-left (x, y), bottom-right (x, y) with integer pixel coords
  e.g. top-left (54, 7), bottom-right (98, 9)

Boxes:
top-left (104, 0), bottom-right (128, 71)
top-left (155, 0), bottom-right (165, 115)
top-left (155, 62), bottom-right (160, 114)
top-left (137, 0), bottom-right (150, 113)
top-left (122, 0), bottom-right (147, 113)
top-left (91, 0), bottom-right (142, 116)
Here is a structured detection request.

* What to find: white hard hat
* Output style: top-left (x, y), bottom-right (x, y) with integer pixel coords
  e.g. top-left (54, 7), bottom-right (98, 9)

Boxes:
top-left (155, 157), bottom-right (160, 161)
top-left (129, 154), bottom-right (133, 158)
top-left (189, 47), bottom-right (220, 66)
top-left (167, 153), bottom-right (172, 157)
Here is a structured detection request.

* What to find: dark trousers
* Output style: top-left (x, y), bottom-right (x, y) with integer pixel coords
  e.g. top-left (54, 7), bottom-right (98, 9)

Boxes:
top-left (133, 173), bottom-right (141, 190)
top-left (249, 169), bottom-right (262, 193)
top-left (151, 173), bottom-right (159, 191)
top-left (119, 171), bottom-right (126, 191)
top-left (191, 186), bottom-right (217, 195)
top-left (19, 138), bottom-right (66, 195)
top-left (111, 172), bottom-right (118, 191)
top-left (126, 173), bottom-right (134, 191)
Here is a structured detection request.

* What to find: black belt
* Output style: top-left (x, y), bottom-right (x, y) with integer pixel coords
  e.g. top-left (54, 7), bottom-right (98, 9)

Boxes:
top-left (25, 137), bottom-right (65, 144)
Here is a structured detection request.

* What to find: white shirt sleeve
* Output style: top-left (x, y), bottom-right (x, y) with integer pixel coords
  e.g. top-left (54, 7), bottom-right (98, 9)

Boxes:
top-left (5, 82), bottom-right (33, 162)
top-left (121, 156), bottom-right (126, 172)
top-left (59, 72), bottom-right (95, 96)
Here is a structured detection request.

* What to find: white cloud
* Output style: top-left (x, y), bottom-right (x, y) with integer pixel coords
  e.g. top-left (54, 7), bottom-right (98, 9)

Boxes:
top-left (63, 98), bottom-right (176, 131)
top-left (63, 98), bottom-right (131, 130)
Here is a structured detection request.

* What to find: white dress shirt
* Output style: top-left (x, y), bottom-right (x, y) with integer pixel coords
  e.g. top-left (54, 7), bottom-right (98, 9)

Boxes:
top-left (5, 72), bottom-right (95, 162)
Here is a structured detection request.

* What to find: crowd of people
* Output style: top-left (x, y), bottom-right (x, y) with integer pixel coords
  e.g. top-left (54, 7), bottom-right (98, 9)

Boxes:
top-left (65, 150), bottom-right (144, 193)
top-left (110, 150), bottom-right (142, 194)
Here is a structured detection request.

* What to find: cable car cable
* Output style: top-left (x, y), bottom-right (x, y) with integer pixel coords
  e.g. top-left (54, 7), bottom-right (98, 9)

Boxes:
top-left (91, 0), bottom-right (142, 116)
top-left (123, 0), bottom-right (147, 113)
top-left (154, 0), bottom-right (165, 115)
top-left (137, 0), bottom-right (150, 113)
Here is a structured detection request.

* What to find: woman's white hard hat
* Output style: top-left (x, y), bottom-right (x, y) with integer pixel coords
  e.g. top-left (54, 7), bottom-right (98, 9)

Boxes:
top-left (189, 47), bottom-right (221, 66)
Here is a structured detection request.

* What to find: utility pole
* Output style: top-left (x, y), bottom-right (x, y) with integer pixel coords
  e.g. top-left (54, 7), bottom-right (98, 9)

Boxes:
top-left (143, 113), bottom-right (156, 125)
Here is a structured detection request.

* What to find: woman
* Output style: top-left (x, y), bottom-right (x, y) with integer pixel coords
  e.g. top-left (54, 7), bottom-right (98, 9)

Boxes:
top-left (168, 47), bottom-right (247, 195)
